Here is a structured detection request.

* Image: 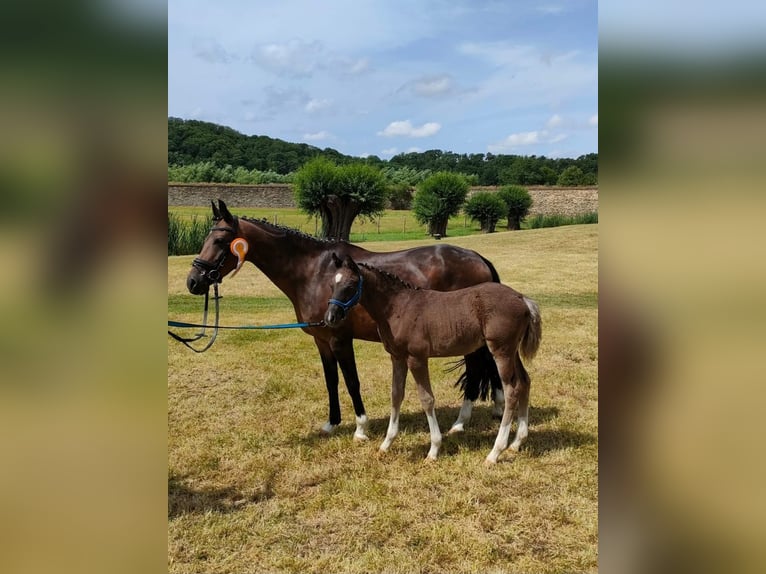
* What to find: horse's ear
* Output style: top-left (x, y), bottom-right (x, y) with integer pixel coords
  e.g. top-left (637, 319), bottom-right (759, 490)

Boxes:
top-left (344, 255), bottom-right (359, 272)
top-left (218, 199), bottom-right (234, 224)
top-left (211, 200), bottom-right (221, 220)
top-left (331, 252), bottom-right (342, 268)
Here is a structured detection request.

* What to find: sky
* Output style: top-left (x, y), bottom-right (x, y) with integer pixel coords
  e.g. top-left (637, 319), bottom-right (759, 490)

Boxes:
top-left (168, 0), bottom-right (598, 160)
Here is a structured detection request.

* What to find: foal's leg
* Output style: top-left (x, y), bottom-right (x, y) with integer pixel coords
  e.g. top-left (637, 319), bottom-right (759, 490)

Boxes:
top-left (380, 357), bottom-right (407, 453)
top-left (331, 337), bottom-right (369, 441)
top-left (510, 355), bottom-right (531, 452)
top-left (485, 351), bottom-right (522, 465)
top-left (408, 356), bottom-right (442, 461)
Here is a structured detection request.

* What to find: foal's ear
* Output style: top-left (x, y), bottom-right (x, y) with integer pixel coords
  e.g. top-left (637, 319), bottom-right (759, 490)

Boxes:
top-left (344, 255), bottom-right (359, 272)
top-left (211, 200), bottom-right (221, 220)
top-left (218, 199), bottom-right (235, 224)
top-left (331, 252), bottom-right (343, 268)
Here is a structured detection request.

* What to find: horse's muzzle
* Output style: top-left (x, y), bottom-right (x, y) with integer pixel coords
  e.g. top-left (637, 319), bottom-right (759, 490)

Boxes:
top-left (324, 304), bottom-right (347, 328)
top-left (187, 272), bottom-right (210, 295)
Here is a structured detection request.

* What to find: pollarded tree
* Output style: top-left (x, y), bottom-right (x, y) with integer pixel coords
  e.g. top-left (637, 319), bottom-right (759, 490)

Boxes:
top-left (293, 158), bottom-right (387, 241)
top-left (464, 192), bottom-right (506, 233)
top-left (497, 185), bottom-right (533, 230)
top-left (412, 172), bottom-right (469, 237)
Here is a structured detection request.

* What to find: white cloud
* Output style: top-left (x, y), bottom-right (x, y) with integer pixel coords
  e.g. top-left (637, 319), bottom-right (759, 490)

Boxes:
top-left (406, 146), bottom-right (423, 153)
top-left (305, 98), bottom-right (333, 113)
top-left (589, 114), bottom-right (598, 126)
top-left (538, 5), bottom-right (565, 15)
top-left (487, 130), bottom-right (568, 153)
top-left (381, 147), bottom-right (398, 157)
top-left (303, 131), bottom-right (332, 141)
top-left (412, 75), bottom-right (454, 97)
top-left (378, 120), bottom-right (441, 138)
top-left (342, 57), bottom-right (370, 75)
top-left (546, 114), bottom-right (563, 128)
top-left (251, 39), bottom-right (323, 77)
top-left (192, 38), bottom-right (235, 64)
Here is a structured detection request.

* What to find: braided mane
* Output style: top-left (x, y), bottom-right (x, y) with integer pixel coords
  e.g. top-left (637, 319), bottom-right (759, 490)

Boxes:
top-left (241, 216), bottom-right (346, 246)
top-left (358, 262), bottom-right (420, 291)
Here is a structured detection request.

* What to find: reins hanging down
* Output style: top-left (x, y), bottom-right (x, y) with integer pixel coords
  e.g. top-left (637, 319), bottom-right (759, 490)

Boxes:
top-left (168, 283), bottom-right (325, 353)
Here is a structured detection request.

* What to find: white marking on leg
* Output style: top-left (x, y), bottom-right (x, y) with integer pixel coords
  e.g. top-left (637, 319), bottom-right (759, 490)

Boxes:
top-left (320, 421), bottom-right (336, 434)
top-left (510, 409), bottom-right (529, 452)
top-left (379, 406), bottom-right (400, 452)
top-left (449, 399), bottom-right (473, 433)
top-left (486, 419), bottom-right (513, 464)
top-left (354, 414), bottom-right (369, 442)
top-left (492, 387), bottom-right (505, 418)
top-left (424, 408), bottom-right (442, 461)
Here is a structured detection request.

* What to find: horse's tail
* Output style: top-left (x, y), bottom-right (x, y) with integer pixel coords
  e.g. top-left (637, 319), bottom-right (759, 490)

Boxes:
top-left (450, 253), bottom-right (502, 402)
top-left (520, 296), bottom-right (542, 361)
top-left (478, 254), bottom-right (501, 283)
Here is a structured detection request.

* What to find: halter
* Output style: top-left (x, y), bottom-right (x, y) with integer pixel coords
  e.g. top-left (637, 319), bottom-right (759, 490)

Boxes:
top-left (191, 222), bottom-right (237, 284)
top-left (328, 275), bottom-right (363, 312)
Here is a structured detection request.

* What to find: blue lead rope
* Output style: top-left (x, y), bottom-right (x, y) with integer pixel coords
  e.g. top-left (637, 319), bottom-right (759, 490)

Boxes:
top-left (168, 319), bottom-right (324, 330)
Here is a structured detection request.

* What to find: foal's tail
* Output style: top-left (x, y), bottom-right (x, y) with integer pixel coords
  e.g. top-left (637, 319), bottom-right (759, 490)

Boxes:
top-left (520, 296), bottom-right (542, 361)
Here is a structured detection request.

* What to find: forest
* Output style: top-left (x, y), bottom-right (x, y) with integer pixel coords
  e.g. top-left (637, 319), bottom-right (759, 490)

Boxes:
top-left (168, 117), bottom-right (597, 186)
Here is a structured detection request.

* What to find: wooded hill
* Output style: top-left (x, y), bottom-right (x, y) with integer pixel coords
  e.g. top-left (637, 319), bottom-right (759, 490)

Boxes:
top-left (169, 117), bottom-right (597, 186)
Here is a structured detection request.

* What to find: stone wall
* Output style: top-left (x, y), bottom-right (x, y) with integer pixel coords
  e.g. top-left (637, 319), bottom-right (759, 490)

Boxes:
top-left (168, 183), bottom-right (598, 216)
top-left (168, 183), bottom-right (295, 208)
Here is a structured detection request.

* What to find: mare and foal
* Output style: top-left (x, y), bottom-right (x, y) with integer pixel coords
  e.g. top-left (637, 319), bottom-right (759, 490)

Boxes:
top-left (325, 254), bottom-right (541, 465)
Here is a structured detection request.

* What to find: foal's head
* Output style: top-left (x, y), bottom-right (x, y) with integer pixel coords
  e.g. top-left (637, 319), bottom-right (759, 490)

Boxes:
top-left (186, 199), bottom-right (247, 295)
top-left (324, 253), bottom-right (363, 328)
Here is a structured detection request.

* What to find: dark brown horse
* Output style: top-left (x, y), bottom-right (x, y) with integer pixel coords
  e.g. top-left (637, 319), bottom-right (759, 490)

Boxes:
top-left (324, 254), bottom-right (541, 463)
top-left (186, 200), bottom-right (503, 440)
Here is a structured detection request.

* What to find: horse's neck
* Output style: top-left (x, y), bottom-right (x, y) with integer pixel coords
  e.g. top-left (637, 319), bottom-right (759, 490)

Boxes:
top-left (240, 219), bottom-right (318, 296)
top-left (359, 267), bottom-right (411, 324)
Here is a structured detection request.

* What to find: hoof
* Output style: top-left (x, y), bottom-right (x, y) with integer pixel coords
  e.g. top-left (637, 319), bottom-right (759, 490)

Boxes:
top-left (424, 455), bottom-right (438, 463)
top-left (353, 433), bottom-right (370, 443)
top-left (319, 422), bottom-right (337, 435)
top-left (509, 442), bottom-right (521, 452)
top-left (484, 457), bottom-right (497, 467)
top-left (448, 424), bottom-right (464, 435)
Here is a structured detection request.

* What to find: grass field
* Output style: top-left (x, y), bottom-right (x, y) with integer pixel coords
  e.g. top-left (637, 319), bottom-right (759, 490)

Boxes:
top-left (168, 224), bottom-right (598, 573)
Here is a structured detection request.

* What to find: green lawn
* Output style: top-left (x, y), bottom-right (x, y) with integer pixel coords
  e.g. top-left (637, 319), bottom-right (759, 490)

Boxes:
top-left (168, 224), bottom-right (598, 573)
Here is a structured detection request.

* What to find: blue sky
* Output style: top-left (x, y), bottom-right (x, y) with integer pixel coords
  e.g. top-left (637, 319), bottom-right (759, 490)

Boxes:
top-left (168, 0), bottom-right (597, 159)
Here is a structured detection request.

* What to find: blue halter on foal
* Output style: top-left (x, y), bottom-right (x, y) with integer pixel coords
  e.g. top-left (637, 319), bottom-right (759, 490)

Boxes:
top-left (328, 275), bottom-right (363, 313)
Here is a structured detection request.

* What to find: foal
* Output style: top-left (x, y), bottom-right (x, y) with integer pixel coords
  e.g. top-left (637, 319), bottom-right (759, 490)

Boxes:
top-left (324, 254), bottom-right (542, 464)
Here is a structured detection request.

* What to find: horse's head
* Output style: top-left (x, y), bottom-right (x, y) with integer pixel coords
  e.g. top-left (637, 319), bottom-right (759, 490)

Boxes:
top-left (324, 253), bottom-right (363, 327)
top-left (186, 199), bottom-right (245, 295)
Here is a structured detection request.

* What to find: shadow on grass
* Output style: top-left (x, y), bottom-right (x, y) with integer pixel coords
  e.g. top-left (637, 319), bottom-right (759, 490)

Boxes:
top-left (168, 472), bottom-right (275, 518)
top-left (298, 404), bottom-right (575, 458)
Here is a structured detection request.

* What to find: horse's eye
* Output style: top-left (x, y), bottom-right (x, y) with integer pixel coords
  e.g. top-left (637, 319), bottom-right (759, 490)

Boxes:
top-left (213, 238), bottom-right (227, 246)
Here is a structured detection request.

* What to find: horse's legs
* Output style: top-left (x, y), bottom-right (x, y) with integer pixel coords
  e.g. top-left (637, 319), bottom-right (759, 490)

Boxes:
top-left (449, 346), bottom-right (504, 433)
top-left (330, 337), bottom-right (369, 441)
top-left (408, 356), bottom-right (442, 461)
top-left (509, 354), bottom-right (531, 452)
top-left (380, 357), bottom-right (407, 453)
top-left (485, 350), bottom-right (522, 465)
top-left (315, 338), bottom-right (341, 434)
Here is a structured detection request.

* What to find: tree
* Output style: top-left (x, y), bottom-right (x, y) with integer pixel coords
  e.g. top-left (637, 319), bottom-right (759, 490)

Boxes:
top-left (293, 158), bottom-right (387, 241)
top-left (412, 172), bottom-right (469, 237)
top-left (464, 192), bottom-right (506, 233)
top-left (387, 183), bottom-right (413, 210)
top-left (497, 185), bottom-right (533, 230)
top-left (557, 165), bottom-right (585, 186)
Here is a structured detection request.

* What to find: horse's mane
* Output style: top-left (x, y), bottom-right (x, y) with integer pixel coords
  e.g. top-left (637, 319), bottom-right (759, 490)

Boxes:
top-left (240, 216), bottom-right (346, 246)
top-left (358, 262), bottom-right (420, 291)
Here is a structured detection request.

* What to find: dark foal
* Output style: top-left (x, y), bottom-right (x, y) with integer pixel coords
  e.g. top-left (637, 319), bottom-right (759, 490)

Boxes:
top-left (325, 254), bottom-right (542, 464)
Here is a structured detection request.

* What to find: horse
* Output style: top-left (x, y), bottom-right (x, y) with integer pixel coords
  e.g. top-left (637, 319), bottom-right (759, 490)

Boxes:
top-left (324, 254), bottom-right (542, 464)
top-left (186, 199), bottom-right (504, 441)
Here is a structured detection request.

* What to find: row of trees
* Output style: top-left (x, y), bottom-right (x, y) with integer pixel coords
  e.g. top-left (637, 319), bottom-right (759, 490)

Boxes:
top-left (169, 117), bottom-right (597, 186)
top-left (293, 159), bottom-right (533, 241)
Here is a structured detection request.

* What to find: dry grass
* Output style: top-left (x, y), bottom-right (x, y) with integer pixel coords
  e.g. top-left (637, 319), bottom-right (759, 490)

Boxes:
top-left (168, 224), bottom-right (598, 573)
